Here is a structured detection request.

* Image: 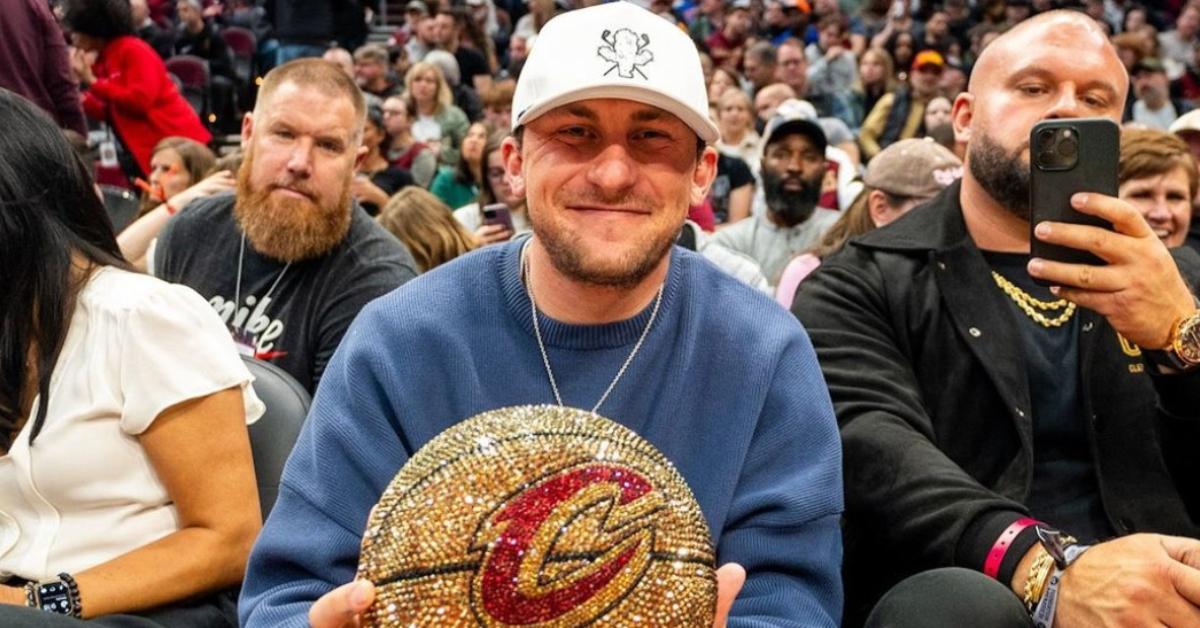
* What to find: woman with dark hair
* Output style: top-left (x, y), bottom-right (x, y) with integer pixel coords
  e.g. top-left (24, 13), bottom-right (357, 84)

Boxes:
top-left (429, 121), bottom-right (490, 210)
top-left (885, 30), bottom-right (916, 81)
top-left (0, 89), bottom-right (261, 625)
top-left (453, 130), bottom-right (530, 245)
top-left (351, 103), bottom-right (415, 216)
top-left (64, 0), bottom-right (211, 181)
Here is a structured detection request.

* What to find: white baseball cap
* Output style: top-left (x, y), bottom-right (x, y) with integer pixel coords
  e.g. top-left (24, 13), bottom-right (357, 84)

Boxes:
top-left (511, 1), bottom-right (719, 143)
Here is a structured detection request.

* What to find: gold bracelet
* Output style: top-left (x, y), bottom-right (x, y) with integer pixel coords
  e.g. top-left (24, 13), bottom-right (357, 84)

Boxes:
top-left (1022, 548), bottom-right (1056, 612)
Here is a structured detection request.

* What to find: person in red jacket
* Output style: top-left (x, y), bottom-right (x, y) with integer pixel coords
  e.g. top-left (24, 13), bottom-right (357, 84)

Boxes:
top-left (64, 0), bottom-right (210, 181)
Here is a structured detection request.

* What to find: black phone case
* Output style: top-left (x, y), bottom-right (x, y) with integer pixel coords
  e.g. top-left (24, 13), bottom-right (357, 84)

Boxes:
top-left (1029, 118), bottom-right (1119, 278)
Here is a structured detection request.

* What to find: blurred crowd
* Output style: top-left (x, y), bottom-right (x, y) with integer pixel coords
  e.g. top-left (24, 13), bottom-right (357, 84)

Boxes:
top-left (6, 0), bottom-right (1200, 626)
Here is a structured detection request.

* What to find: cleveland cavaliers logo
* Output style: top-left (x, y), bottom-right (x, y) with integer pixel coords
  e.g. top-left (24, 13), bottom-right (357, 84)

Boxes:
top-left (470, 463), bottom-right (666, 625)
top-left (356, 406), bottom-right (716, 627)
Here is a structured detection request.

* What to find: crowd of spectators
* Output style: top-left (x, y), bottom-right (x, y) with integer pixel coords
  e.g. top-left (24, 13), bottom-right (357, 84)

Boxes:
top-left (7, 0), bottom-right (1200, 625)
top-left (7, 0), bottom-right (1200, 266)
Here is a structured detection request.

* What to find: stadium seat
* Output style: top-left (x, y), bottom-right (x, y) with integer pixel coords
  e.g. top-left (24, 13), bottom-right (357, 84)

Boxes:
top-left (99, 184), bottom-right (139, 233)
top-left (220, 26), bottom-right (258, 112)
top-left (165, 55), bottom-right (212, 124)
top-left (242, 356), bottom-right (311, 520)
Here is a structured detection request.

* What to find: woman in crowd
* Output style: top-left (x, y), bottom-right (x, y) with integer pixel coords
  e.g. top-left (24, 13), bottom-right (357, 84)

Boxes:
top-left (0, 89), bottom-right (260, 625)
top-left (513, 0), bottom-right (558, 40)
top-left (377, 187), bottom-right (477, 273)
top-left (850, 48), bottom-right (895, 129)
top-left (118, 163), bottom-right (235, 272)
top-left (886, 30), bottom-right (916, 81)
top-left (63, 0), bottom-right (211, 182)
top-left (707, 67), bottom-right (743, 107)
top-left (404, 62), bottom-right (470, 167)
top-left (137, 137), bottom-right (218, 214)
top-left (382, 95), bottom-right (438, 189)
top-left (1118, 127), bottom-right (1197, 249)
top-left (453, 131), bottom-right (531, 245)
top-left (352, 104), bottom-right (415, 216)
top-left (715, 88), bottom-right (762, 172)
top-left (430, 121), bottom-right (490, 210)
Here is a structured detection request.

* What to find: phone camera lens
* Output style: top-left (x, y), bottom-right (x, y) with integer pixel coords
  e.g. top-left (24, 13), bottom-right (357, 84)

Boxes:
top-left (1037, 129), bottom-right (1056, 150)
top-left (1058, 137), bottom-right (1078, 158)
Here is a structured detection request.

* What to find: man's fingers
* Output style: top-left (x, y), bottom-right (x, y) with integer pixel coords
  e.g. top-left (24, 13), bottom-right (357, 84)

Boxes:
top-left (1164, 559), bottom-right (1200, 610)
top-left (712, 562), bottom-right (745, 628)
top-left (1066, 192), bottom-right (1156, 239)
top-left (1027, 258), bottom-right (1123, 293)
top-left (1032, 221), bottom-right (1130, 264)
top-left (1163, 536), bottom-right (1200, 571)
top-left (308, 580), bottom-right (374, 628)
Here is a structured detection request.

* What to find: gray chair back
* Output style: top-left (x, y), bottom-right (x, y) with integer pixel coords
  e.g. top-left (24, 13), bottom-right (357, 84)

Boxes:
top-left (100, 184), bottom-right (139, 234)
top-left (241, 357), bottom-right (310, 520)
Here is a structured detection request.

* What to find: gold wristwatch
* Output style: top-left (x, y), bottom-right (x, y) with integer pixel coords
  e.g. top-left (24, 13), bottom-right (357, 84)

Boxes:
top-left (1164, 310), bottom-right (1200, 370)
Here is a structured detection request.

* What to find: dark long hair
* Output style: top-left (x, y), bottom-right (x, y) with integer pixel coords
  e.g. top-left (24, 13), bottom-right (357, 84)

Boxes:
top-left (0, 89), bottom-right (130, 450)
top-left (62, 0), bottom-right (136, 40)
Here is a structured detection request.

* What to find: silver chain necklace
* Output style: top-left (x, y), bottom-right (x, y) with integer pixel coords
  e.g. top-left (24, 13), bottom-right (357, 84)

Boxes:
top-left (520, 241), bottom-right (664, 414)
top-left (233, 234), bottom-right (291, 328)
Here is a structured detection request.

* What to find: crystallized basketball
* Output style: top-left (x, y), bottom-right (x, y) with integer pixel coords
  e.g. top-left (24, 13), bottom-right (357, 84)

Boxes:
top-left (356, 405), bottom-right (717, 627)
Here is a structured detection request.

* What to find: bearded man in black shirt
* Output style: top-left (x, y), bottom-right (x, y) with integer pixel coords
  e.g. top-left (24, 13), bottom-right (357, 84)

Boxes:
top-left (154, 59), bottom-right (418, 393)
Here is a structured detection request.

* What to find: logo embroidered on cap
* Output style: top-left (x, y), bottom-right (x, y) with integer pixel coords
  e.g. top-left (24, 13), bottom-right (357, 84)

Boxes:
top-left (598, 28), bottom-right (654, 79)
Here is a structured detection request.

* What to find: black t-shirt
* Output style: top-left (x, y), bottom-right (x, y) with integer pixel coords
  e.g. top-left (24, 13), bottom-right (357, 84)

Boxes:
top-left (709, 153), bottom-right (754, 224)
top-left (984, 251), bottom-right (1114, 543)
top-left (173, 23), bottom-right (235, 80)
top-left (364, 167), bottom-right (415, 216)
top-left (455, 46), bottom-right (490, 87)
top-left (154, 192), bottom-right (419, 393)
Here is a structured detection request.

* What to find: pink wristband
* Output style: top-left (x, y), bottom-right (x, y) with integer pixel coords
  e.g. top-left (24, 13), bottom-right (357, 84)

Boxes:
top-left (983, 517), bottom-right (1039, 579)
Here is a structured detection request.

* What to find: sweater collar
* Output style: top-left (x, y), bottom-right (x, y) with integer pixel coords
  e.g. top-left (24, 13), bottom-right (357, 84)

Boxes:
top-left (497, 237), bottom-right (681, 350)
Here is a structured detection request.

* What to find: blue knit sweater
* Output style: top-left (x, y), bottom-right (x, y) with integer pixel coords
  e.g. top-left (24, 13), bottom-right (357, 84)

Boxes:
top-left (238, 239), bottom-right (844, 627)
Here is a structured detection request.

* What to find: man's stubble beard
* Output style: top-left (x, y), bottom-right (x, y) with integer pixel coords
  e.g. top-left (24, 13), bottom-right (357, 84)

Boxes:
top-left (233, 148), bottom-right (354, 263)
top-left (968, 129), bottom-right (1032, 221)
top-left (530, 188), bottom-right (678, 290)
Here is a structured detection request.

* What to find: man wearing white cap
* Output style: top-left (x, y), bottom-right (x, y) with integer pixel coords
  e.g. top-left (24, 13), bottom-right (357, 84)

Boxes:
top-left (237, 3), bottom-right (844, 628)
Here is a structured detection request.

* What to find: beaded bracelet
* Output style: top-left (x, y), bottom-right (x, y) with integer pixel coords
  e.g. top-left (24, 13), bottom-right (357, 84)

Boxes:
top-left (58, 573), bottom-right (82, 618)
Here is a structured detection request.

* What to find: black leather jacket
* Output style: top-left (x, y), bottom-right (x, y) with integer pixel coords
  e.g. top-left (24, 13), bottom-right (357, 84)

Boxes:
top-left (794, 181), bottom-right (1200, 624)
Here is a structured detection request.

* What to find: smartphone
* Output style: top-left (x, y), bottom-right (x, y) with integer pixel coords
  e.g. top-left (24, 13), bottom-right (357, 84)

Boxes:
top-left (1029, 118), bottom-right (1119, 280)
top-left (482, 202), bottom-right (514, 233)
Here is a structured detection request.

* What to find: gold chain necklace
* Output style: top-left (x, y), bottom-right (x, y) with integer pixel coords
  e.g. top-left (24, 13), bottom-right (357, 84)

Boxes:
top-left (991, 271), bottom-right (1077, 328)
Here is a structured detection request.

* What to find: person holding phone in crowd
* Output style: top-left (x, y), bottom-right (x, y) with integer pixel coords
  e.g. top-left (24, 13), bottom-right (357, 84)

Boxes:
top-left (795, 11), bottom-right (1200, 628)
top-left (453, 131), bottom-right (530, 245)
top-left (239, 3), bottom-right (844, 627)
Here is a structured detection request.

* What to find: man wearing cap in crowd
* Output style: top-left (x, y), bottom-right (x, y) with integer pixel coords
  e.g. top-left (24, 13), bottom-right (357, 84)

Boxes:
top-left (238, 3), bottom-right (844, 627)
top-left (797, 11), bottom-right (1200, 627)
top-left (353, 44), bottom-right (402, 99)
top-left (754, 91), bottom-right (862, 209)
top-left (1129, 57), bottom-right (1193, 130)
top-left (858, 48), bottom-right (945, 160)
top-left (404, 0), bottom-right (438, 64)
top-left (775, 137), bottom-right (962, 307)
top-left (712, 99), bottom-right (841, 287)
